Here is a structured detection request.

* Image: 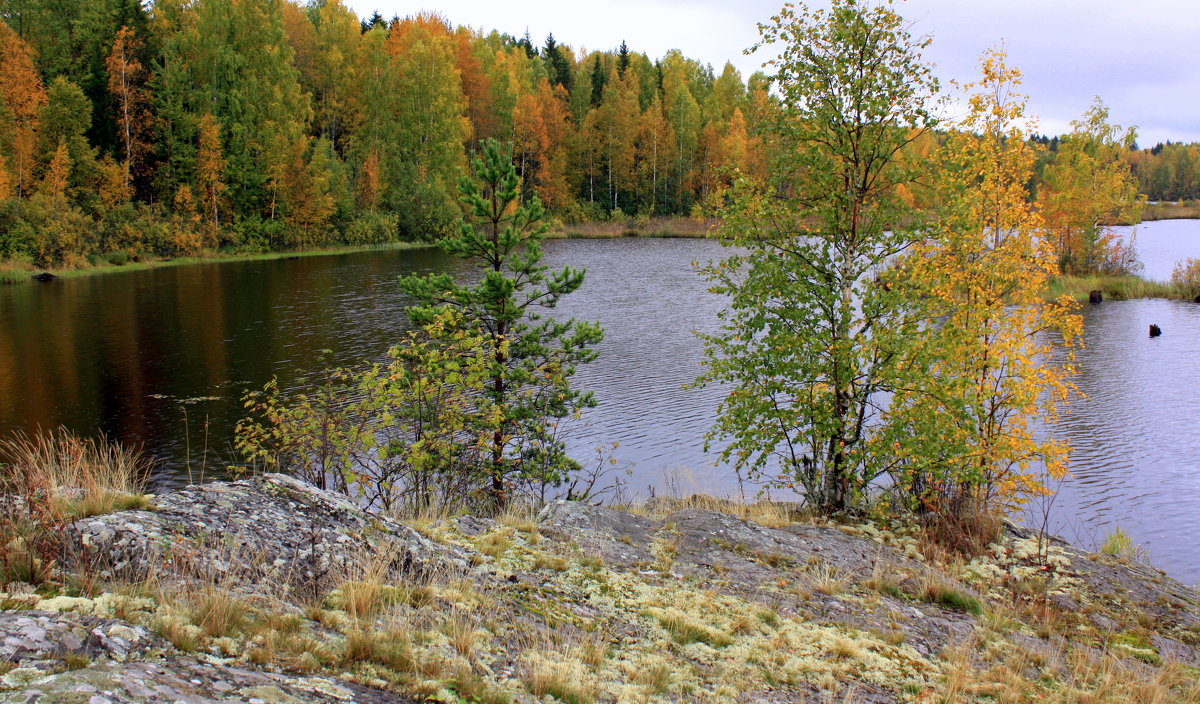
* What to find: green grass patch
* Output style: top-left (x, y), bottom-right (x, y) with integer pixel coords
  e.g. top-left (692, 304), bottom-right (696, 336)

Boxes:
top-left (0, 264), bottom-right (30, 285)
top-left (923, 583), bottom-right (984, 615)
top-left (4, 241), bottom-right (434, 283)
top-left (649, 608), bottom-right (735, 648)
top-left (1046, 274), bottom-right (1189, 302)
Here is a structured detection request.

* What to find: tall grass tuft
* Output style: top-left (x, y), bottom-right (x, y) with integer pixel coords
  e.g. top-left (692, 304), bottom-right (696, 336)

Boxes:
top-left (0, 429), bottom-right (152, 587)
top-left (0, 263), bottom-right (30, 285)
top-left (0, 428), bottom-right (151, 499)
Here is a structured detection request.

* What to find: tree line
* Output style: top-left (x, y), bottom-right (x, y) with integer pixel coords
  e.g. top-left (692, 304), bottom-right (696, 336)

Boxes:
top-left (2, 0), bottom-right (1164, 276)
top-left (0, 0), bottom-right (773, 268)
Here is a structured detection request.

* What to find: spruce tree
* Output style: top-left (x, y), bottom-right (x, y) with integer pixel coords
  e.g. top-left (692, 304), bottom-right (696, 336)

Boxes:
top-left (590, 54), bottom-right (607, 108)
top-left (399, 139), bottom-right (603, 506)
top-left (542, 33), bottom-right (573, 92)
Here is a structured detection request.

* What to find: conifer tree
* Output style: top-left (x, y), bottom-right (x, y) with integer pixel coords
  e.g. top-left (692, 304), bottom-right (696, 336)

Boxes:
top-left (400, 139), bottom-right (603, 506)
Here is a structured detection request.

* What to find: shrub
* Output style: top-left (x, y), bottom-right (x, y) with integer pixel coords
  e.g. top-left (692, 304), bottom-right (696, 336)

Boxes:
top-left (237, 309), bottom-right (495, 514)
top-left (342, 211), bottom-right (399, 245)
top-left (1171, 257), bottom-right (1200, 294)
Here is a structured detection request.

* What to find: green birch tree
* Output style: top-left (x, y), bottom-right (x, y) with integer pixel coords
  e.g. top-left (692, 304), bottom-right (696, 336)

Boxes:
top-left (698, 0), bottom-right (938, 515)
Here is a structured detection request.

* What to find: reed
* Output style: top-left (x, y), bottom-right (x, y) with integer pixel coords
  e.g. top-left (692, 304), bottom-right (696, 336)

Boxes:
top-left (0, 262), bottom-right (30, 285)
top-left (1045, 274), bottom-right (1190, 302)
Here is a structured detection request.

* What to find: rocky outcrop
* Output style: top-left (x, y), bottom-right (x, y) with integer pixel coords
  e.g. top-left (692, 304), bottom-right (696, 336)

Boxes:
top-left (0, 612), bottom-right (418, 704)
top-left (64, 473), bottom-right (467, 589)
top-left (2, 477), bottom-right (1197, 704)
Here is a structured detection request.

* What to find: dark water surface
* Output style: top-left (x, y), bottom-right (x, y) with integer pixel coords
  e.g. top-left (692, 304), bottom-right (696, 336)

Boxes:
top-left (2, 223), bottom-right (1200, 583)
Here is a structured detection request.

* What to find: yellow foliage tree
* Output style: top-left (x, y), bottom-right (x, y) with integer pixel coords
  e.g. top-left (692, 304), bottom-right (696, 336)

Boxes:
top-left (1038, 98), bottom-right (1144, 275)
top-left (195, 112), bottom-right (226, 244)
top-left (891, 50), bottom-right (1081, 515)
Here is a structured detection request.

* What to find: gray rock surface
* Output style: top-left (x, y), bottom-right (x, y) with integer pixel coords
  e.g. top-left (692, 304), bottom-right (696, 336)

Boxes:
top-left (64, 474), bottom-right (466, 589)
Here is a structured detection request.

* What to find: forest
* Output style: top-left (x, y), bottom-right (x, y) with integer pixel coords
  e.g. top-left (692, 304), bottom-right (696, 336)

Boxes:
top-left (1, 0), bottom-right (1195, 273)
top-left (0, 0), bottom-right (778, 269)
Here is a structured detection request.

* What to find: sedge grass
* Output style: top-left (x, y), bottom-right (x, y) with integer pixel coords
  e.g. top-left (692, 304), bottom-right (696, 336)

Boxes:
top-left (1045, 274), bottom-right (1190, 302)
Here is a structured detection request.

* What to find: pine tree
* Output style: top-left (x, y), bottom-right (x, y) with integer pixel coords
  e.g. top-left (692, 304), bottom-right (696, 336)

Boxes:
top-left (542, 33), bottom-right (573, 93)
top-left (399, 139), bottom-right (603, 506)
top-left (589, 54), bottom-right (607, 109)
top-left (617, 40), bottom-right (630, 77)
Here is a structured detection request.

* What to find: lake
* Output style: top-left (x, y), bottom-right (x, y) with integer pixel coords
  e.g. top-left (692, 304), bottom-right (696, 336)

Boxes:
top-left (1, 219), bottom-right (1198, 583)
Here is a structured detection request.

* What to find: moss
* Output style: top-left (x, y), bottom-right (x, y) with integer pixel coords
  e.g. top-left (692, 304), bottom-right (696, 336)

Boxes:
top-left (648, 608), bottom-right (735, 648)
top-left (928, 585), bottom-right (983, 615)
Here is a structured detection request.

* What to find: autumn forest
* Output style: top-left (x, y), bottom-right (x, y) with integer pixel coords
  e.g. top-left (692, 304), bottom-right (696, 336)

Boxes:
top-left (0, 0), bottom-right (1197, 273)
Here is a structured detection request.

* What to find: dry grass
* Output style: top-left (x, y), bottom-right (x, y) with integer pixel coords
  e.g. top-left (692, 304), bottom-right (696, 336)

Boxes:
top-left (951, 634), bottom-right (1200, 704)
top-left (532, 553), bottom-right (568, 571)
top-left (496, 502), bottom-right (540, 535)
top-left (918, 505), bottom-right (1004, 560)
top-left (629, 493), bottom-right (809, 529)
top-left (189, 586), bottom-right (251, 638)
top-left (650, 608), bottom-right (735, 648)
top-left (864, 559), bottom-right (904, 598)
top-left (0, 428), bottom-right (151, 499)
top-left (439, 610), bottom-right (483, 658)
top-left (0, 429), bottom-right (152, 588)
top-left (810, 563), bottom-right (850, 596)
top-left (520, 657), bottom-right (599, 704)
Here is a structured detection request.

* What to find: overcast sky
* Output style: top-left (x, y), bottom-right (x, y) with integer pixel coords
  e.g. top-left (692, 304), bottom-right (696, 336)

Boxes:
top-left (345, 0), bottom-right (1200, 146)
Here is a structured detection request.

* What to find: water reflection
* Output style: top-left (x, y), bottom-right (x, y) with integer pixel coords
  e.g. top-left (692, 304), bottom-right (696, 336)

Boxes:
top-left (2, 228), bottom-right (1200, 583)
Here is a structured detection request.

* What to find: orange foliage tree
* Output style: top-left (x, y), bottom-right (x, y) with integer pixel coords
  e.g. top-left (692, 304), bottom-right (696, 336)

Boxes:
top-left (105, 26), bottom-right (152, 190)
top-left (0, 23), bottom-right (48, 198)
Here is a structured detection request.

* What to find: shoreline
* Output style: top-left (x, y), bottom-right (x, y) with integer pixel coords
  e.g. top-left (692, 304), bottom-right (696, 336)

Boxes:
top-left (4, 473), bottom-right (1199, 703)
top-left (4, 216), bottom-right (1198, 305)
top-left (1, 217), bottom-right (717, 285)
top-left (1047, 273), bottom-right (1195, 302)
top-left (1, 240), bottom-right (437, 284)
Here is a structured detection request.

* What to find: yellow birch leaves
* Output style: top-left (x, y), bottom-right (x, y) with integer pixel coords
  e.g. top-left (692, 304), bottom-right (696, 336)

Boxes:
top-left (890, 50), bottom-right (1081, 513)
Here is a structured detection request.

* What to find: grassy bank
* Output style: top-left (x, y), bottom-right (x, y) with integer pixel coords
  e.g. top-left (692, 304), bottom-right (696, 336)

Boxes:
top-left (1047, 274), bottom-right (1194, 302)
top-left (550, 216), bottom-right (716, 239)
top-left (1140, 201), bottom-right (1200, 222)
top-left (0, 240), bottom-right (436, 285)
top-left (1, 217), bottom-right (716, 284)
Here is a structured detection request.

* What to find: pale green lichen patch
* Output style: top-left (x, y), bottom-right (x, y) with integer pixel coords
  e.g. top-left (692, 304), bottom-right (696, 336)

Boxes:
top-left (5, 477), bottom-right (1200, 703)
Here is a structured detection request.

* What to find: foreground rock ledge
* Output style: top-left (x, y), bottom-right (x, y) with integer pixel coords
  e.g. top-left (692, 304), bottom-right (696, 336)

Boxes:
top-left (0, 474), bottom-right (1197, 704)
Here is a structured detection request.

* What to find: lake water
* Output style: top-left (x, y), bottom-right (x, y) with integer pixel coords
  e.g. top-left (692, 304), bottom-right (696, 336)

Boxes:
top-left (1, 220), bottom-right (1199, 583)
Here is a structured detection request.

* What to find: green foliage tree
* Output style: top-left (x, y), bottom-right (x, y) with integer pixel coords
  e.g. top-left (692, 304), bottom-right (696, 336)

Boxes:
top-left (697, 0), bottom-right (937, 515)
top-left (400, 139), bottom-right (603, 506)
top-left (237, 308), bottom-right (498, 513)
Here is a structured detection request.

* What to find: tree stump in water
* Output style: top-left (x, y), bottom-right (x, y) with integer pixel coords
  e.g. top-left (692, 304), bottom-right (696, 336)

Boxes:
top-left (1150, 324), bottom-right (1162, 338)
